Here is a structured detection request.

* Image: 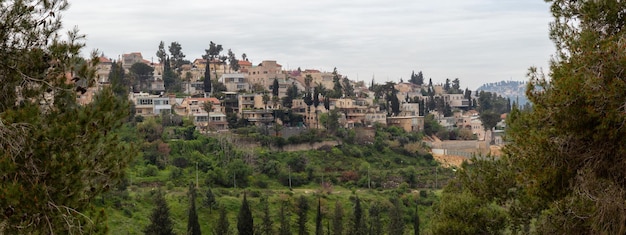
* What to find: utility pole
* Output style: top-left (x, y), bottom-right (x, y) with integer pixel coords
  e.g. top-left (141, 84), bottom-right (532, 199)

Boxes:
top-left (288, 166), bottom-right (292, 190)
top-left (233, 172), bottom-right (236, 188)
top-left (196, 162), bottom-right (199, 189)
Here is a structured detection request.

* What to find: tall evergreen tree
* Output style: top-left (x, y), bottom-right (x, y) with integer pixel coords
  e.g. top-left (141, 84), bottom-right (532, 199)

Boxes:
top-left (272, 78), bottom-right (280, 97)
top-left (237, 193), bottom-right (254, 235)
top-left (187, 183), bottom-right (202, 235)
top-left (227, 48), bottom-right (240, 72)
top-left (350, 197), bottom-right (366, 235)
top-left (388, 198), bottom-right (405, 235)
top-left (413, 202), bottom-right (420, 235)
top-left (316, 197), bottom-right (323, 235)
top-left (109, 60), bottom-right (128, 97)
top-left (332, 202), bottom-right (344, 235)
top-left (168, 41), bottom-right (187, 73)
top-left (144, 190), bottom-right (174, 235)
top-left (215, 206), bottom-right (231, 235)
top-left (342, 77), bottom-right (355, 97)
top-left (296, 195), bottom-right (309, 235)
top-left (156, 41), bottom-right (167, 64)
top-left (313, 84), bottom-right (322, 107)
top-left (0, 1), bottom-right (134, 233)
top-left (416, 71), bottom-right (424, 85)
top-left (506, 1), bottom-right (626, 233)
top-left (204, 56), bottom-right (212, 95)
top-left (331, 67), bottom-right (343, 98)
top-left (368, 202), bottom-right (384, 235)
top-left (324, 96), bottom-right (331, 111)
top-left (204, 41), bottom-right (224, 82)
top-left (260, 196), bottom-right (274, 235)
top-left (203, 186), bottom-right (217, 213)
top-left (278, 201), bottom-right (292, 235)
top-left (409, 70), bottom-right (416, 84)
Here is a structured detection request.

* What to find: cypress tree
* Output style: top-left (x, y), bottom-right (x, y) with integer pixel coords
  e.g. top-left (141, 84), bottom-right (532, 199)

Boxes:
top-left (350, 197), bottom-right (366, 235)
top-left (296, 195), bottom-right (309, 235)
top-left (413, 202), bottom-right (420, 235)
top-left (316, 197), bottom-right (323, 235)
top-left (215, 206), bottom-right (230, 235)
top-left (204, 56), bottom-right (211, 95)
top-left (272, 78), bottom-right (280, 97)
top-left (278, 201), bottom-right (292, 235)
top-left (187, 183), bottom-right (201, 235)
top-left (144, 190), bottom-right (174, 235)
top-left (388, 198), bottom-right (405, 235)
top-left (260, 196), bottom-right (273, 235)
top-left (237, 193), bottom-right (254, 235)
top-left (332, 202), bottom-right (344, 235)
top-left (368, 202), bottom-right (383, 235)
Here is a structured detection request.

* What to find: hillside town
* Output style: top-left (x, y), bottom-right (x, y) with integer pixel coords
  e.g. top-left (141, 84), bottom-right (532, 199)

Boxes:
top-left (83, 50), bottom-right (509, 147)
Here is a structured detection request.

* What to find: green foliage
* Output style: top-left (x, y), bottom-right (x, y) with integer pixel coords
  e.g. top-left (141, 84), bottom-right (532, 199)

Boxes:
top-left (203, 186), bottom-right (217, 213)
top-left (215, 206), bottom-right (231, 235)
top-left (349, 196), bottom-right (366, 235)
top-left (144, 190), bottom-right (175, 235)
top-left (260, 196), bottom-right (273, 235)
top-left (388, 198), bottom-right (405, 235)
top-left (430, 190), bottom-right (507, 235)
top-left (187, 183), bottom-right (202, 235)
top-left (0, 1), bottom-right (138, 233)
top-left (423, 114), bottom-right (441, 136)
top-left (278, 200), bottom-right (292, 235)
top-left (332, 202), bottom-right (344, 235)
top-left (315, 198), bottom-right (323, 235)
top-left (296, 195), bottom-right (309, 235)
top-left (237, 193), bottom-right (254, 235)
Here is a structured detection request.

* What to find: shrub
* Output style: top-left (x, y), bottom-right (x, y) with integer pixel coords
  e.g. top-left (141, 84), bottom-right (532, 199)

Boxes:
top-left (143, 165), bottom-right (159, 177)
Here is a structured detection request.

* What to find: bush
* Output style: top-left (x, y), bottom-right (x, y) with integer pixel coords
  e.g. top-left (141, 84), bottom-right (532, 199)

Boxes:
top-left (172, 157), bottom-right (189, 168)
top-left (143, 165), bottom-right (159, 177)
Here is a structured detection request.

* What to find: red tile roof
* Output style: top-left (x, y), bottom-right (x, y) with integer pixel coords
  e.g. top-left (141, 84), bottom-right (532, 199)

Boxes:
top-left (98, 56), bottom-right (112, 63)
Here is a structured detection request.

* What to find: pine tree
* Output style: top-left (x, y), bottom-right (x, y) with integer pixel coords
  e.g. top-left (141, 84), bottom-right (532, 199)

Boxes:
top-left (203, 186), bottom-right (217, 213)
top-left (416, 71), bottom-right (424, 85)
top-left (331, 67), bottom-right (343, 98)
top-left (0, 1), bottom-right (134, 233)
top-left (237, 193), bottom-right (254, 235)
top-left (215, 206), bottom-right (231, 235)
top-left (187, 183), bottom-right (202, 235)
top-left (332, 202), bottom-right (344, 235)
top-left (272, 78), bottom-right (280, 97)
top-left (504, 1), bottom-right (626, 233)
top-left (296, 195), bottom-right (309, 235)
top-left (144, 190), bottom-right (174, 235)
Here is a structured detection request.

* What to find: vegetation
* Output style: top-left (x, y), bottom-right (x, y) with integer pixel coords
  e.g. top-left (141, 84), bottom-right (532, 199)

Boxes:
top-left (0, 1), bottom-right (133, 233)
top-left (432, 0), bottom-right (626, 234)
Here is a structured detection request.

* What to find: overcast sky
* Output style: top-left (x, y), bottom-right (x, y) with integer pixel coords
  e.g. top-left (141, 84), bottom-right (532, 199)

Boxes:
top-left (62, 0), bottom-right (554, 90)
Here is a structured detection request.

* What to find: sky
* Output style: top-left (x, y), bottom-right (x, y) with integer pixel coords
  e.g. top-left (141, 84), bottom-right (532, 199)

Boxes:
top-left (62, 0), bottom-right (554, 90)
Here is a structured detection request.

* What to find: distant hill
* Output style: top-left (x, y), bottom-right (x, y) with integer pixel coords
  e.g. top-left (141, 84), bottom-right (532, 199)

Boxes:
top-left (476, 80), bottom-right (529, 106)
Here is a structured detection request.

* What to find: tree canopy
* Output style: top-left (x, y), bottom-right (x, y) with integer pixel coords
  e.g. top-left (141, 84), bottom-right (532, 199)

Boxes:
top-left (434, 0), bottom-right (626, 234)
top-left (0, 0), bottom-right (133, 233)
